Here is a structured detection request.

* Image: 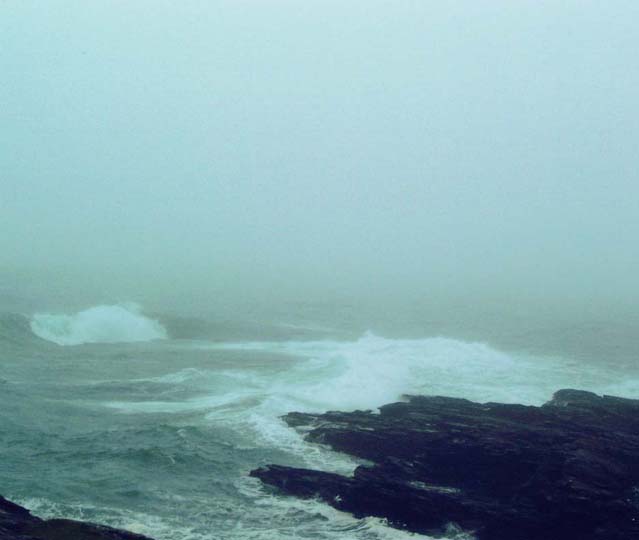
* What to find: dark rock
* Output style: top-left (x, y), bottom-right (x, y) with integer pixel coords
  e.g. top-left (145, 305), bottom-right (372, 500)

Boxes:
top-left (250, 390), bottom-right (639, 539)
top-left (0, 495), bottom-right (153, 540)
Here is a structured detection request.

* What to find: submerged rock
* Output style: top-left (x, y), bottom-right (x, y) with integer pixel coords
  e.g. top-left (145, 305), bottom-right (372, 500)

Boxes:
top-left (251, 389), bottom-right (639, 539)
top-left (0, 496), bottom-right (153, 540)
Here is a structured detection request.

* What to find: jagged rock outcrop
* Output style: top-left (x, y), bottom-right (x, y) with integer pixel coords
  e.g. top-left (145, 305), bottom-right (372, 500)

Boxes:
top-left (0, 496), bottom-right (153, 540)
top-left (251, 390), bottom-right (639, 539)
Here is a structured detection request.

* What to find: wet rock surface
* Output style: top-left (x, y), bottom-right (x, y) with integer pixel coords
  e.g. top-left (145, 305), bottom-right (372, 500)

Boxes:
top-left (251, 390), bottom-right (639, 539)
top-left (0, 496), bottom-right (153, 540)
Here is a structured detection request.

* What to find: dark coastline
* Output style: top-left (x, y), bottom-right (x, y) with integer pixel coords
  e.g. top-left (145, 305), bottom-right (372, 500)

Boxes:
top-left (0, 496), bottom-right (154, 540)
top-left (251, 390), bottom-right (639, 540)
top-left (4, 389), bottom-right (639, 540)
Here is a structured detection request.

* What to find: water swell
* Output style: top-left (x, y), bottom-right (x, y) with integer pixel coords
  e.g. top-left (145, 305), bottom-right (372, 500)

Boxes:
top-left (0, 312), bottom-right (51, 348)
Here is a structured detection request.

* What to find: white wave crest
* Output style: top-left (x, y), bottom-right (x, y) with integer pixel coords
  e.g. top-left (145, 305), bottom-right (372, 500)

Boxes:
top-left (30, 304), bottom-right (167, 346)
top-left (204, 331), bottom-right (567, 409)
top-left (102, 330), bottom-right (639, 478)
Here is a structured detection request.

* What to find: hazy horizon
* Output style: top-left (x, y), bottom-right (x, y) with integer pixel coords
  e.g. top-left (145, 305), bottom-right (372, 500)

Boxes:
top-left (2, 1), bottom-right (638, 317)
top-left (2, 6), bottom-right (639, 537)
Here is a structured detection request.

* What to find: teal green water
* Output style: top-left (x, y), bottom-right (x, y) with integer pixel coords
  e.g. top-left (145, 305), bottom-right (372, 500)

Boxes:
top-left (1, 305), bottom-right (638, 539)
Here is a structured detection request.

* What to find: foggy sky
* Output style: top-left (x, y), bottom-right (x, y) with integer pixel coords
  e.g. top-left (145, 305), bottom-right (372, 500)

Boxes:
top-left (2, 1), bottom-right (638, 313)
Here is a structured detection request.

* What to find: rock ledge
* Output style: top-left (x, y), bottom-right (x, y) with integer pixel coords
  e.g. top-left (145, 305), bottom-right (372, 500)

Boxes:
top-left (0, 495), bottom-right (154, 540)
top-left (251, 389), bottom-right (639, 539)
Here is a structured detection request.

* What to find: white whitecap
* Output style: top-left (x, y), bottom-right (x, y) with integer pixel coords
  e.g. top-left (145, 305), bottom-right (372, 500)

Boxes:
top-left (30, 304), bottom-right (167, 346)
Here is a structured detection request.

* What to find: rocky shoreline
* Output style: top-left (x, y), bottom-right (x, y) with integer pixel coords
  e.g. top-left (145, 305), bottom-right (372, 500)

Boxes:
top-left (0, 496), bottom-right (153, 540)
top-left (251, 389), bottom-right (639, 540)
top-left (4, 389), bottom-right (639, 539)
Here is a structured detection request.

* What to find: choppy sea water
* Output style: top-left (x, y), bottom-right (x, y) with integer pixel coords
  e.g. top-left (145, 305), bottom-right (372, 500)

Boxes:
top-left (1, 304), bottom-right (638, 539)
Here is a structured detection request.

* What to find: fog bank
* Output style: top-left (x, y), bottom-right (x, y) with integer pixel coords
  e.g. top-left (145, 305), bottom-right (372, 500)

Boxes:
top-left (2, 1), bottom-right (638, 315)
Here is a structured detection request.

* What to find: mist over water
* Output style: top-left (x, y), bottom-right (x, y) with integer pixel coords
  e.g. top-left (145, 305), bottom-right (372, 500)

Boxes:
top-left (2, 1), bottom-right (639, 316)
top-left (1, 1), bottom-right (639, 539)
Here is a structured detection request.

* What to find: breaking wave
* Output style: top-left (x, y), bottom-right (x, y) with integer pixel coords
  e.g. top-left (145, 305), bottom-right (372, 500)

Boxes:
top-left (106, 331), bottom-right (639, 477)
top-left (6, 324), bottom-right (638, 540)
top-left (30, 304), bottom-right (167, 346)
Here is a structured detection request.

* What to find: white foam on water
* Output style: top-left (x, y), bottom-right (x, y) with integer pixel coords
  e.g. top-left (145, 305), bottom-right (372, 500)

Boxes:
top-left (106, 331), bottom-right (639, 475)
top-left (144, 367), bottom-right (207, 384)
top-left (232, 476), bottom-right (445, 540)
top-left (16, 488), bottom-right (442, 540)
top-left (195, 332), bottom-right (638, 475)
top-left (30, 304), bottom-right (167, 346)
top-left (14, 497), bottom-right (205, 540)
top-left (34, 331), bottom-right (639, 540)
top-left (206, 331), bottom-right (635, 409)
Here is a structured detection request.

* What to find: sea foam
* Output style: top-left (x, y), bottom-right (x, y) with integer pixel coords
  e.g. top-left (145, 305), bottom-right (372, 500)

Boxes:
top-left (30, 304), bottom-right (167, 346)
top-left (107, 331), bottom-right (634, 477)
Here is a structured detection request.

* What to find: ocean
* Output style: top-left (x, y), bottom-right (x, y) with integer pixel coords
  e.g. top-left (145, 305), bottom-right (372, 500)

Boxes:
top-left (1, 302), bottom-right (638, 539)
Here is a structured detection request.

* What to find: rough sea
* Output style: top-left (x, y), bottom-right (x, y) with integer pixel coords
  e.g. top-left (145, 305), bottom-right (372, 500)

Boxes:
top-left (2, 302), bottom-right (638, 539)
